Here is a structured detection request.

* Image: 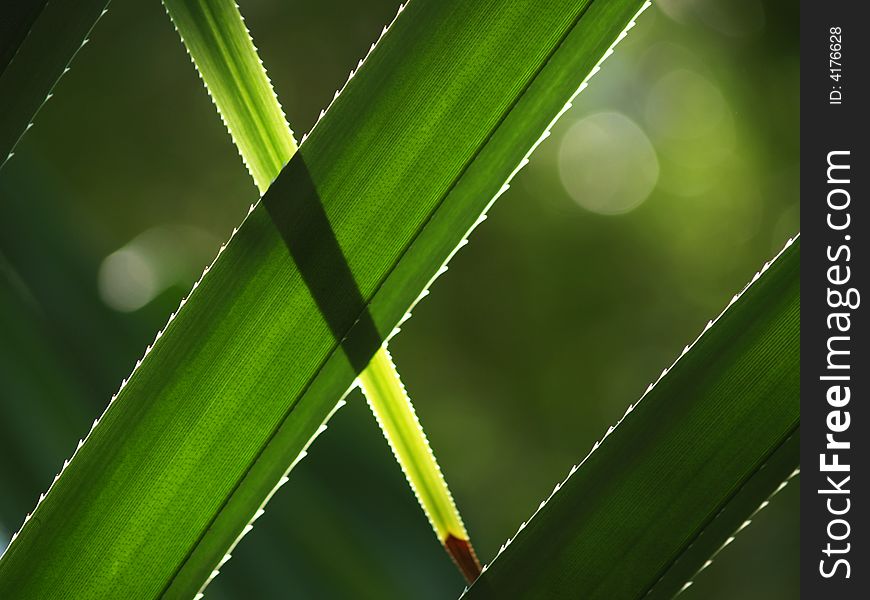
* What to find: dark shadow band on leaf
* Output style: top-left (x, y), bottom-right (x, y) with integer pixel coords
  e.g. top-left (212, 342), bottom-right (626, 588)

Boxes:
top-left (262, 152), bottom-right (383, 373)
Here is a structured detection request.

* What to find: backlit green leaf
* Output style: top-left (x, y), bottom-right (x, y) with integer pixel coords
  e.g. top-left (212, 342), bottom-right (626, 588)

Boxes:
top-left (163, 0), bottom-right (479, 577)
top-left (464, 237), bottom-right (799, 599)
top-left (0, 0), bottom-right (111, 169)
top-left (0, 0), bottom-right (652, 597)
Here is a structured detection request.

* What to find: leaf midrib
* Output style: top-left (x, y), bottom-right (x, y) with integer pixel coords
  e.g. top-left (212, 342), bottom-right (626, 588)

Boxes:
top-left (193, 0), bottom-right (288, 174)
top-left (159, 0), bottom-right (600, 590)
top-left (637, 421), bottom-right (799, 599)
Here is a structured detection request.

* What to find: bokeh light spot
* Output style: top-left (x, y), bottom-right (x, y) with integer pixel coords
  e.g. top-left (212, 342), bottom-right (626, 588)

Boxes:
top-left (98, 225), bottom-right (219, 312)
top-left (645, 68), bottom-right (728, 141)
top-left (98, 248), bottom-right (160, 312)
top-left (557, 111), bottom-right (659, 215)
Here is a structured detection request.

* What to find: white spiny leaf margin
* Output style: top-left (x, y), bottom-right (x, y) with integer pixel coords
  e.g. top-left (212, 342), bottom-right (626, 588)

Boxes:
top-left (1, 0), bottom-right (409, 580)
top-left (3, 207), bottom-right (263, 556)
top-left (3, 0), bottom-right (656, 589)
top-left (666, 464), bottom-right (801, 598)
top-left (191, 391), bottom-right (353, 598)
top-left (359, 346), bottom-right (469, 540)
top-left (458, 234), bottom-right (799, 597)
top-left (3, 7), bottom-right (110, 167)
top-left (190, 4), bottom-right (414, 592)
top-left (300, 1), bottom-right (407, 145)
top-left (385, 1), bottom-right (653, 344)
top-left (188, 4), bottom-right (413, 595)
top-left (162, 0), bottom-right (296, 188)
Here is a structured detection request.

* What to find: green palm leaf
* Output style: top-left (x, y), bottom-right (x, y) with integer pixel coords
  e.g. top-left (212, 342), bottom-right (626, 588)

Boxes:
top-left (465, 237), bottom-right (799, 599)
top-left (0, 0), bottom-right (111, 169)
top-left (0, 0), bottom-right (653, 597)
top-left (163, 0), bottom-right (480, 578)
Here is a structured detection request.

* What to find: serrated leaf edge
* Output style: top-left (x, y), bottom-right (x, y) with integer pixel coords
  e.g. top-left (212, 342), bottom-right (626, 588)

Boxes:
top-left (458, 233), bottom-right (799, 596)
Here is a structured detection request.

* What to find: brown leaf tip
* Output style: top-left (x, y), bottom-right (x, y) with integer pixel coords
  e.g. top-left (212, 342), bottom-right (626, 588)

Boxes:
top-left (444, 534), bottom-right (482, 584)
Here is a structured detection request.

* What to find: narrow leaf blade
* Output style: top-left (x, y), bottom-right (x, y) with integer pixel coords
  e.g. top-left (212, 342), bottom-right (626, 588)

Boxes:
top-left (464, 238), bottom-right (800, 599)
top-left (0, 0), bottom-right (110, 168)
top-left (165, 0), bottom-right (481, 577)
top-left (163, 0), bottom-right (295, 191)
top-left (0, 0), bottom-right (650, 596)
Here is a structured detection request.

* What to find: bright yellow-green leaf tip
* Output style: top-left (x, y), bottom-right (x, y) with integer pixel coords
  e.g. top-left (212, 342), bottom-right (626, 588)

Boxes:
top-left (164, 0), bottom-right (480, 583)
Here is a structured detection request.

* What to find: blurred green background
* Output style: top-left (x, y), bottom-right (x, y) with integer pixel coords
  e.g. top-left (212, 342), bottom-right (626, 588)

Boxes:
top-left (0, 0), bottom-right (798, 598)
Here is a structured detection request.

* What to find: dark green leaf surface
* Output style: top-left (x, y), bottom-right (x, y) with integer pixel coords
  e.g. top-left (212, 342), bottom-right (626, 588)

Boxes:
top-left (0, 169), bottom-right (450, 598)
top-left (163, 0), bottom-right (478, 566)
top-left (0, 167), bottom-right (136, 526)
top-left (0, 253), bottom-right (91, 522)
top-left (464, 238), bottom-right (800, 600)
top-left (0, 0), bottom-right (49, 75)
top-left (0, 0), bottom-right (651, 597)
top-left (0, 0), bottom-right (110, 169)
